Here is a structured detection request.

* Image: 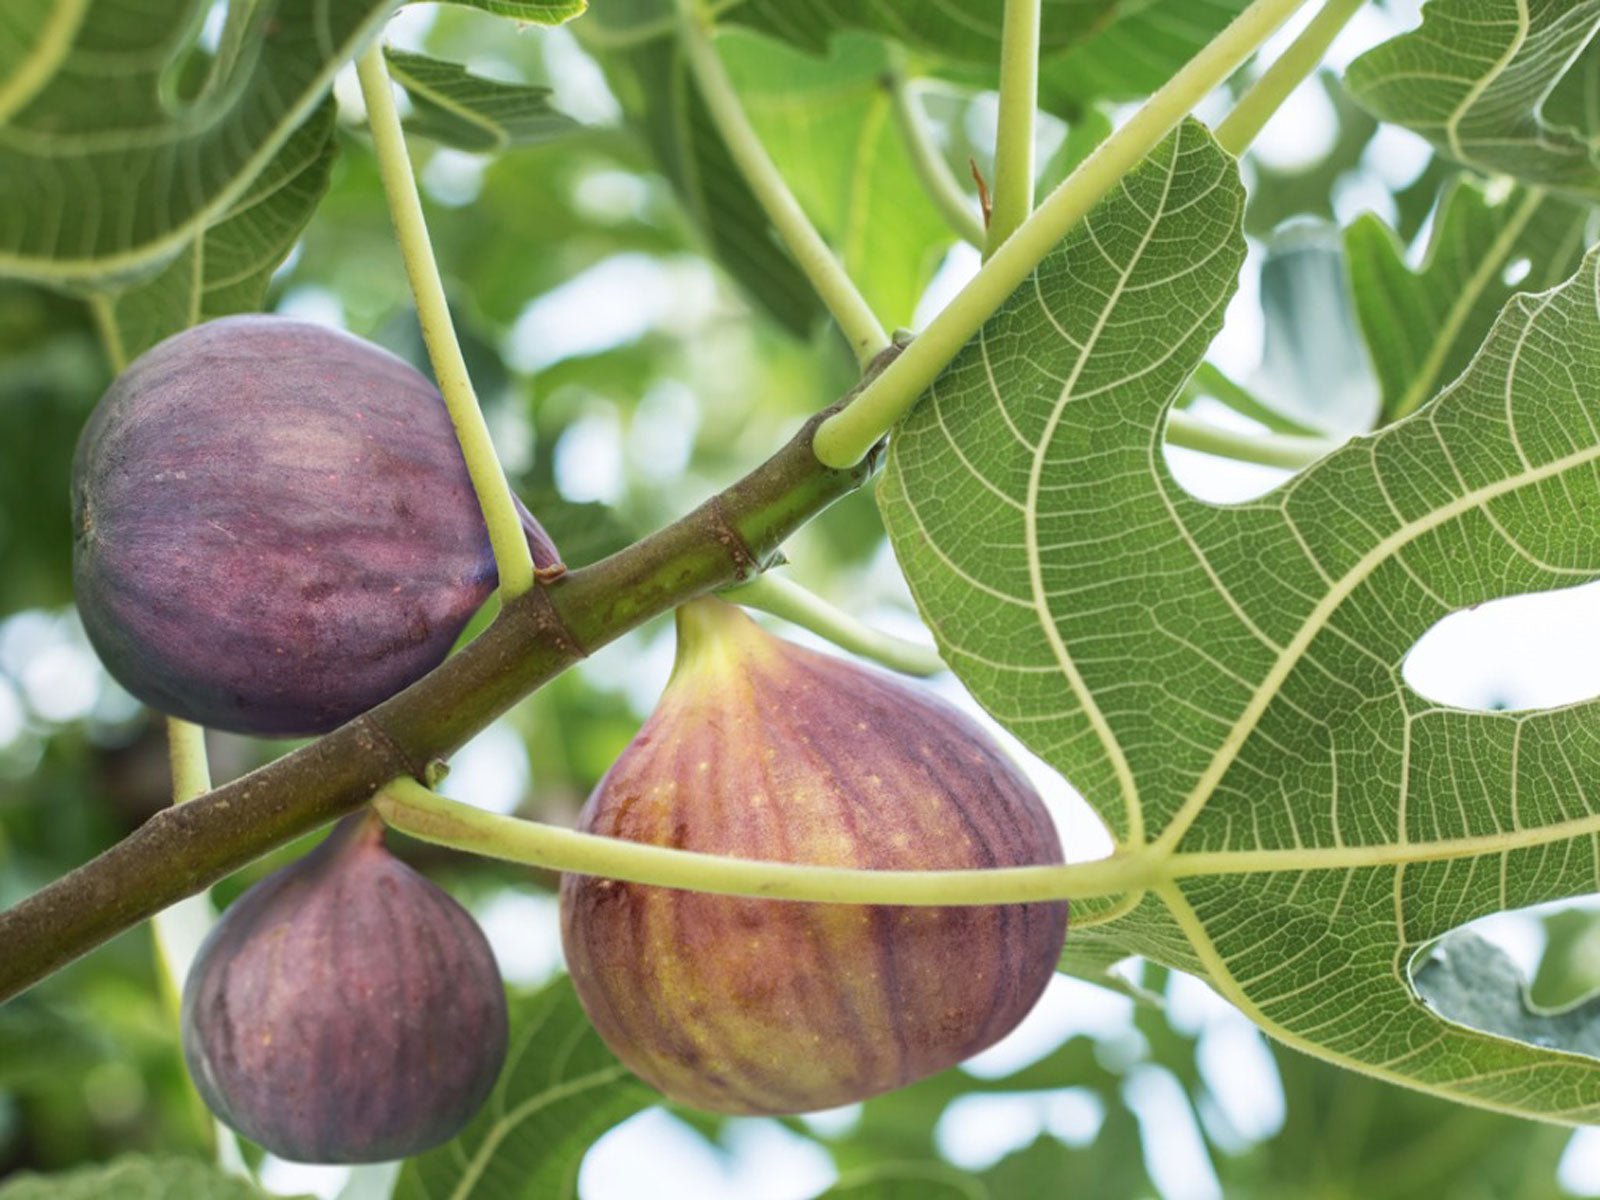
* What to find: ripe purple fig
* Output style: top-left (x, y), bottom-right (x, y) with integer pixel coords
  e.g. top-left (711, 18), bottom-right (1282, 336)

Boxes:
top-left (72, 314), bottom-right (560, 736)
top-left (181, 812), bottom-right (509, 1164)
top-left (559, 598), bottom-right (1069, 1115)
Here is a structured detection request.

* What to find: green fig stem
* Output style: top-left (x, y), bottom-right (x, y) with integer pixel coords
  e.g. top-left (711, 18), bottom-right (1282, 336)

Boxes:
top-left (811, 0), bottom-right (1314, 469)
top-left (1214, 0), bottom-right (1368, 157)
top-left (673, 0), bottom-right (890, 367)
top-left (354, 43), bottom-right (537, 601)
top-left (374, 777), bottom-right (1149, 904)
top-left (1186, 362), bottom-right (1323, 438)
top-left (1166, 409), bottom-right (1339, 468)
top-left (720, 574), bottom-right (946, 677)
top-left (887, 61), bottom-right (986, 249)
top-left (167, 718), bottom-right (212, 803)
top-left (985, 0), bottom-right (1040, 257)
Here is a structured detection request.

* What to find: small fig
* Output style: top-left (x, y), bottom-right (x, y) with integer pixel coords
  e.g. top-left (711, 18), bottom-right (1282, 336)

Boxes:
top-left (72, 314), bottom-right (559, 736)
top-left (559, 598), bottom-right (1068, 1115)
top-left (181, 813), bottom-right (509, 1163)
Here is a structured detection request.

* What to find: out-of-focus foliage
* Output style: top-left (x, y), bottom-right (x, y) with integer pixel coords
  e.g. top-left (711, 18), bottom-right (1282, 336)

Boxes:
top-left (3, 0), bottom-right (1600, 1196)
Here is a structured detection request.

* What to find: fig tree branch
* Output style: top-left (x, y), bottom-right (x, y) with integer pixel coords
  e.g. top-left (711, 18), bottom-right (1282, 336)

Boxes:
top-left (356, 43), bottom-right (536, 600)
top-left (811, 0), bottom-right (1317, 469)
top-left (0, 357), bottom-right (893, 1004)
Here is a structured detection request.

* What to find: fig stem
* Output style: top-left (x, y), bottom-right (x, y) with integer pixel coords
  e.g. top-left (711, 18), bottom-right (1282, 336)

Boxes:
top-left (673, 0), bottom-right (890, 368)
top-left (374, 777), bottom-right (1148, 905)
top-left (354, 44), bottom-right (538, 600)
top-left (719, 574), bottom-right (946, 677)
top-left (984, 0), bottom-right (1039, 258)
top-left (884, 62), bottom-right (986, 250)
top-left (1213, 0), bottom-right (1368, 157)
top-left (149, 720), bottom-right (218, 1037)
top-left (1165, 410), bottom-right (1339, 469)
top-left (810, 0), bottom-right (1316, 469)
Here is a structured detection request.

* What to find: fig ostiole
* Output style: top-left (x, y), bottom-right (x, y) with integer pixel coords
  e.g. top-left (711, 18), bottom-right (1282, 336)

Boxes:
top-left (72, 314), bottom-right (560, 737)
top-left (559, 597), bottom-right (1069, 1116)
top-left (181, 811), bottom-right (509, 1164)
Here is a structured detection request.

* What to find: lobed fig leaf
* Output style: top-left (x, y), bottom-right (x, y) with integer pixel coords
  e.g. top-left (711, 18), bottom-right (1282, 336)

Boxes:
top-left (559, 597), bottom-right (1069, 1115)
top-left (71, 315), bottom-right (558, 736)
top-left (181, 813), bottom-right (510, 1164)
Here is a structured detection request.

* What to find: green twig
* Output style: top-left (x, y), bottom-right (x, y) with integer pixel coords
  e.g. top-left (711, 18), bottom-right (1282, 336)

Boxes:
top-left (986, 0), bottom-right (1041, 256)
top-left (812, 0), bottom-right (1314, 469)
top-left (673, 0), bottom-right (889, 366)
top-left (887, 69), bottom-right (985, 249)
top-left (1186, 361), bottom-right (1323, 437)
top-left (1215, 0), bottom-right (1368, 156)
top-left (376, 778), bottom-right (1147, 904)
top-left (721, 573), bottom-right (945, 676)
top-left (355, 45), bottom-right (536, 599)
top-left (1166, 409), bottom-right (1338, 468)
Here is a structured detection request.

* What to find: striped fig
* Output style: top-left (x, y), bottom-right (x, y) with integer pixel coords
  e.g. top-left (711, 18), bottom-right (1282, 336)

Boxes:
top-left (72, 314), bottom-right (560, 736)
top-left (559, 597), bottom-right (1068, 1115)
top-left (181, 812), bottom-right (509, 1164)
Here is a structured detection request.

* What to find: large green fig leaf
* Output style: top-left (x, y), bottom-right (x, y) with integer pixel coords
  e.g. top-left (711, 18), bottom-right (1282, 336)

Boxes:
top-left (393, 975), bottom-right (654, 1200)
top-left (0, 0), bottom-right (396, 290)
top-left (1347, 0), bottom-right (1600, 197)
top-left (881, 115), bottom-right (1600, 1120)
top-left (1346, 180), bottom-right (1591, 425)
top-left (385, 50), bottom-right (576, 153)
top-left (0, 1157), bottom-right (292, 1200)
top-left (92, 97), bottom-right (338, 363)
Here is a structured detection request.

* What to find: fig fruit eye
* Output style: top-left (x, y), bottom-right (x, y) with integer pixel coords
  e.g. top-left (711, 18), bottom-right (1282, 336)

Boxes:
top-left (559, 597), bottom-right (1069, 1115)
top-left (180, 813), bottom-right (509, 1164)
top-left (71, 314), bottom-right (558, 737)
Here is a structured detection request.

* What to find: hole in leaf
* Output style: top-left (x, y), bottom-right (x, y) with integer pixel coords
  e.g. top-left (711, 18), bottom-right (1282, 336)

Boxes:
top-left (1411, 898), bottom-right (1600, 1060)
top-left (1401, 581), bottom-right (1600, 712)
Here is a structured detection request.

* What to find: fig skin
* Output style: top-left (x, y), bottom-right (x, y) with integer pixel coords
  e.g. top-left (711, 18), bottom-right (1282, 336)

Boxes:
top-left (181, 813), bottom-right (509, 1164)
top-left (72, 314), bottom-right (560, 736)
top-left (559, 598), bottom-right (1069, 1115)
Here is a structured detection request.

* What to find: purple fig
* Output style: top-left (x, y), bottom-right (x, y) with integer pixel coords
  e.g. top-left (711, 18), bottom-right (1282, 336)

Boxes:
top-left (181, 813), bottom-right (509, 1164)
top-left (72, 314), bottom-right (559, 736)
top-left (559, 598), bottom-right (1069, 1115)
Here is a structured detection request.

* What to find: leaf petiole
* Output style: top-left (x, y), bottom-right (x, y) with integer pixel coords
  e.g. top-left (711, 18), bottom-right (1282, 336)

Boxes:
top-left (1214, 0), bottom-right (1369, 156)
top-left (720, 572), bottom-right (945, 677)
top-left (986, 0), bottom-right (1041, 256)
top-left (673, 0), bottom-right (890, 366)
top-left (887, 66), bottom-right (986, 249)
top-left (812, 0), bottom-right (1316, 469)
top-left (354, 45), bottom-right (537, 600)
top-left (375, 777), bottom-right (1151, 904)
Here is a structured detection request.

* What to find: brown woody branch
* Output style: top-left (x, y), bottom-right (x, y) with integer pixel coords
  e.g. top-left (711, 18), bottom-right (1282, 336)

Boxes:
top-left (0, 352), bottom-right (896, 1003)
